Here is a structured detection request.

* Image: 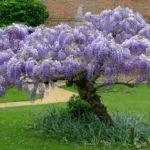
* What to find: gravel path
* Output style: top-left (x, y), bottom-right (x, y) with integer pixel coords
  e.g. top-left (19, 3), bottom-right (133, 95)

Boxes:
top-left (0, 83), bottom-right (77, 108)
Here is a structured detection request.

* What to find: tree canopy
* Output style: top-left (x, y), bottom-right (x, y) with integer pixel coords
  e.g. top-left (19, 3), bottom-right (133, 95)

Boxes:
top-left (0, 0), bottom-right (49, 27)
top-left (0, 7), bottom-right (150, 123)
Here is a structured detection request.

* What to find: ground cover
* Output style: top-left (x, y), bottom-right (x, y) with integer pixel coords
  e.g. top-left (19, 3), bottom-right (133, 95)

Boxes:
top-left (0, 103), bottom-right (136, 150)
top-left (59, 83), bottom-right (150, 114)
top-left (0, 83), bottom-right (150, 149)
top-left (0, 86), bottom-right (42, 103)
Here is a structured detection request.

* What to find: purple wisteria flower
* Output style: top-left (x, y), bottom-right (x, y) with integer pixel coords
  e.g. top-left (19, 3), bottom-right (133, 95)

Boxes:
top-left (1, 6), bottom-right (150, 100)
top-left (85, 7), bottom-right (146, 43)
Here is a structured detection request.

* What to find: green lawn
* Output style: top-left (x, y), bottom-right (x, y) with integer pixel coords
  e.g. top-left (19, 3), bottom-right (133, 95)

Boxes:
top-left (59, 83), bottom-right (150, 114)
top-left (0, 83), bottom-right (150, 149)
top-left (0, 103), bottom-right (133, 150)
top-left (0, 87), bottom-right (42, 103)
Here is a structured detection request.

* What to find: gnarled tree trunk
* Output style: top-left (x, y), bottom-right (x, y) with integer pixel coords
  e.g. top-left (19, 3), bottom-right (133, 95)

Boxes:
top-left (67, 74), bottom-right (113, 125)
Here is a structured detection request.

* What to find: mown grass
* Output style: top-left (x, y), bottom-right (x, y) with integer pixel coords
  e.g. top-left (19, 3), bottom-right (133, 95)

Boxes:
top-left (0, 86), bottom-right (42, 103)
top-left (59, 83), bottom-right (150, 114)
top-left (0, 103), bottom-right (134, 150)
top-left (0, 83), bottom-right (150, 149)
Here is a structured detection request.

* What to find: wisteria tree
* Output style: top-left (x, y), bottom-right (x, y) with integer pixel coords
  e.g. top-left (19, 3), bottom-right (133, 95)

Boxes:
top-left (1, 7), bottom-right (150, 124)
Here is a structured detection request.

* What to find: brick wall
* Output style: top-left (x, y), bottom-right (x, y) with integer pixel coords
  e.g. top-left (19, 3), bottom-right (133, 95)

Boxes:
top-left (40, 0), bottom-right (150, 27)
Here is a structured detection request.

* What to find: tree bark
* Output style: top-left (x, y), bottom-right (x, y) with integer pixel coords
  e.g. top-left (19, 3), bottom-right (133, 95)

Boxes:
top-left (67, 74), bottom-right (113, 125)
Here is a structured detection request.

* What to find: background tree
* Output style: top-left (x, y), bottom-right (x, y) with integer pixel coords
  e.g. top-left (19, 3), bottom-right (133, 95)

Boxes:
top-left (0, 0), bottom-right (49, 27)
top-left (0, 7), bottom-right (150, 125)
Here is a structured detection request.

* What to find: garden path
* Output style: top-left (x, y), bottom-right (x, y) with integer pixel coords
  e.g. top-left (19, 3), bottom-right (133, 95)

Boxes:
top-left (0, 82), bottom-right (77, 108)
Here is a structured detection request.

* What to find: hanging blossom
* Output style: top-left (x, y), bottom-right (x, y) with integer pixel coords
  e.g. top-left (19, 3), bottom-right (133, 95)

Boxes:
top-left (121, 35), bottom-right (150, 56)
top-left (0, 86), bottom-right (5, 96)
top-left (38, 84), bottom-right (45, 97)
top-left (0, 24), bottom-right (32, 51)
top-left (84, 6), bottom-right (146, 43)
top-left (138, 25), bottom-right (150, 40)
top-left (0, 7), bottom-right (150, 98)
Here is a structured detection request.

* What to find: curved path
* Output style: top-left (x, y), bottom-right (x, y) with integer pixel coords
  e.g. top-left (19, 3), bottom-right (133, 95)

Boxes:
top-left (0, 87), bottom-right (77, 108)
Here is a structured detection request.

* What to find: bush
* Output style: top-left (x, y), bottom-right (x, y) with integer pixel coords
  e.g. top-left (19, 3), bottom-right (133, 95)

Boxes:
top-left (31, 108), bottom-right (150, 148)
top-left (67, 95), bottom-right (92, 117)
top-left (0, 0), bottom-right (49, 27)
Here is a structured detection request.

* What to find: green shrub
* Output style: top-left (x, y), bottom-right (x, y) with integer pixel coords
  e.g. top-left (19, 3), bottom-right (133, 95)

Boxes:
top-left (0, 0), bottom-right (49, 27)
top-left (31, 108), bottom-right (150, 148)
top-left (67, 95), bottom-right (92, 117)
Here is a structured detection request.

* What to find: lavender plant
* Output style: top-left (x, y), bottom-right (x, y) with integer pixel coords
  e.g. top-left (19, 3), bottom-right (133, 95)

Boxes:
top-left (1, 7), bottom-right (150, 124)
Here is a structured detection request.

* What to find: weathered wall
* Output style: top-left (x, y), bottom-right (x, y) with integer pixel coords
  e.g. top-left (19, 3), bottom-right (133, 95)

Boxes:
top-left (41, 0), bottom-right (150, 27)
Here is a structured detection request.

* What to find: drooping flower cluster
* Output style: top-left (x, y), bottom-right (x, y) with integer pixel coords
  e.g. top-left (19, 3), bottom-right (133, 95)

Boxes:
top-left (0, 7), bottom-right (150, 99)
top-left (121, 35), bottom-right (150, 56)
top-left (85, 6), bottom-right (146, 43)
top-left (0, 24), bottom-right (32, 51)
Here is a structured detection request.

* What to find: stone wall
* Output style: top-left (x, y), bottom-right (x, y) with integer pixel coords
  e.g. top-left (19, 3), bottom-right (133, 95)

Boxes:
top-left (40, 0), bottom-right (150, 27)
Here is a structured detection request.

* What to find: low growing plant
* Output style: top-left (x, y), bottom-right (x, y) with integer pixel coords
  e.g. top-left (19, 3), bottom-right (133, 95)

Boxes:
top-left (67, 95), bottom-right (92, 117)
top-left (31, 107), bottom-right (150, 148)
